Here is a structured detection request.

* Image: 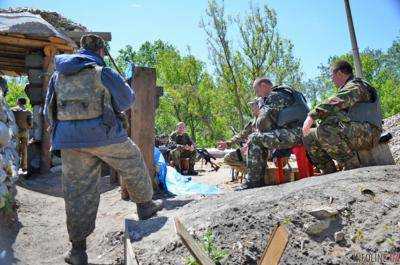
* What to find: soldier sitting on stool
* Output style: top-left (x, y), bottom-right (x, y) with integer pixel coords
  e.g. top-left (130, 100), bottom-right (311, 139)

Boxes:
top-left (169, 122), bottom-right (198, 175)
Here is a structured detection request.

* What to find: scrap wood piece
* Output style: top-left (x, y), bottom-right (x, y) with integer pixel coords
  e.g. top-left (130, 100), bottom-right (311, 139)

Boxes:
top-left (259, 224), bottom-right (289, 265)
top-left (124, 219), bottom-right (139, 265)
top-left (174, 217), bottom-right (215, 265)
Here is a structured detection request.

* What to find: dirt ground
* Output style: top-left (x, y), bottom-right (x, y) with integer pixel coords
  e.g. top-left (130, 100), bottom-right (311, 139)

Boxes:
top-left (0, 159), bottom-right (233, 265)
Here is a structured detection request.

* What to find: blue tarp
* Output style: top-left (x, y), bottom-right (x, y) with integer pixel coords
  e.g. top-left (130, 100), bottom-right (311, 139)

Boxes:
top-left (153, 147), bottom-right (220, 196)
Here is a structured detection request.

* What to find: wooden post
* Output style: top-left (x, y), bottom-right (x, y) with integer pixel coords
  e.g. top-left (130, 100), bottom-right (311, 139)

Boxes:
top-left (40, 45), bottom-right (57, 173)
top-left (343, 0), bottom-right (363, 78)
top-left (130, 67), bottom-right (157, 189)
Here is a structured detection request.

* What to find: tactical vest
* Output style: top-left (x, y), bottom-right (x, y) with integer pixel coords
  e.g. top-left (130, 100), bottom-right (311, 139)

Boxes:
top-left (12, 108), bottom-right (30, 130)
top-left (274, 86), bottom-right (310, 127)
top-left (53, 66), bottom-right (111, 121)
top-left (346, 79), bottom-right (383, 129)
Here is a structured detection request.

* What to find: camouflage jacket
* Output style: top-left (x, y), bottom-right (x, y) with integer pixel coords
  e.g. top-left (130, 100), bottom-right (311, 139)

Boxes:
top-left (309, 77), bottom-right (373, 122)
top-left (169, 131), bottom-right (194, 147)
top-left (256, 86), bottom-right (296, 132)
top-left (227, 118), bottom-right (256, 147)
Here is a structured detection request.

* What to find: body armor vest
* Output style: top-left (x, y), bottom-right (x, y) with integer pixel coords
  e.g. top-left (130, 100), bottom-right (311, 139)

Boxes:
top-left (54, 66), bottom-right (110, 121)
top-left (346, 79), bottom-right (383, 129)
top-left (275, 86), bottom-right (310, 128)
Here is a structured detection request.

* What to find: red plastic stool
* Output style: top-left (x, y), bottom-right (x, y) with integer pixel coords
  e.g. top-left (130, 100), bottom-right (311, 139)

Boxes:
top-left (291, 145), bottom-right (314, 179)
top-left (275, 145), bottom-right (314, 184)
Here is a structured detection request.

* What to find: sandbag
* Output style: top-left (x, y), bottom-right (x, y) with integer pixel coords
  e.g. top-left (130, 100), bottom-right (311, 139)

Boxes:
top-left (0, 121), bottom-right (11, 147)
top-left (25, 53), bottom-right (44, 68)
top-left (28, 69), bottom-right (44, 85)
top-left (25, 84), bottom-right (44, 105)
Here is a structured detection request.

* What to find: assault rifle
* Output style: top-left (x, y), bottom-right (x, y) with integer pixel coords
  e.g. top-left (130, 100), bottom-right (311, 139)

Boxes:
top-left (196, 148), bottom-right (220, 172)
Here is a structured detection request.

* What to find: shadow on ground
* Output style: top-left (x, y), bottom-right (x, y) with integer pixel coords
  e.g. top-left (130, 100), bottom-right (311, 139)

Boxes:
top-left (17, 171), bottom-right (119, 198)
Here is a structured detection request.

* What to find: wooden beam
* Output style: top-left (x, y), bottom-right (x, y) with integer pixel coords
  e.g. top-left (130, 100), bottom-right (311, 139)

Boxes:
top-left (0, 35), bottom-right (74, 52)
top-left (174, 217), bottom-right (215, 265)
top-left (130, 67), bottom-right (157, 189)
top-left (0, 57), bottom-right (25, 65)
top-left (259, 224), bottom-right (289, 265)
top-left (65, 31), bottom-right (112, 43)
top-left (40, 45), bottom-right (57, 173)
top-left (124, 219), bottom-right (139, 265)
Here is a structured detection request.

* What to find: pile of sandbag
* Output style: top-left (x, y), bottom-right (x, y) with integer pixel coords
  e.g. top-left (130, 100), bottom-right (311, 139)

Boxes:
top-left (0, 90), bottom-right (19, 210)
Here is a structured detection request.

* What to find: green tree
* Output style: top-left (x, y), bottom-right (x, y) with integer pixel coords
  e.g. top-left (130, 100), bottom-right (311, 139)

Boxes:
top-left (200, 0), bottom-right (303, 130)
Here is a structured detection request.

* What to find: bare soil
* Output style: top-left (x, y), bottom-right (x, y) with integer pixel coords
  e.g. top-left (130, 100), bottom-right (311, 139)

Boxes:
top-left (0, 160), bottom-right (232, 265)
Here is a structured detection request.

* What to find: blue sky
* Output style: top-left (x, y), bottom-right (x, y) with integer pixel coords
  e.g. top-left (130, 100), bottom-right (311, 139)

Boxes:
top-left (1, 0), bottom-right (399, 79)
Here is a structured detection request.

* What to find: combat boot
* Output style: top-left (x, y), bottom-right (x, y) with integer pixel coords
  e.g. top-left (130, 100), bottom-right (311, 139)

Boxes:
top-left (120, 186), bottom-right (130, 201)
top-left (343, 155), bottom-right (361, 171)
top-left (234, 177), bottom-right (262, 191)
top-left (137, 200), bottom-right (164, 220)
top-left (319, 160), bottom-right (337, 175)
top-left (64, 240), bottom-right (88, 265)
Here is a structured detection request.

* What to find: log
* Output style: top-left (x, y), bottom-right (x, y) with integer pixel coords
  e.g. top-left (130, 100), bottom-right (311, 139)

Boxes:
top-left (0, 35), bottom-right (74, 52)
top-left (130, 67), bottom-right (157, 189)
top-left (40, 45), bottom-right (57, 174)
top-left (174, 217), bottom-right (215, 265)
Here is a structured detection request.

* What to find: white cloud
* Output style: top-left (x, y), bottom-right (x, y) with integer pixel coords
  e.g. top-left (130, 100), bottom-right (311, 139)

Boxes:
top-left (131, 3), bottom-right (141, 8)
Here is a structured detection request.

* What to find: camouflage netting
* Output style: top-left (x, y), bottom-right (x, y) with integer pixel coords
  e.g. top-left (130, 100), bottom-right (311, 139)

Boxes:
top-left (0, 7), bottom-right (88, 32)
top-left (0, 90), bottom-right (19, 211)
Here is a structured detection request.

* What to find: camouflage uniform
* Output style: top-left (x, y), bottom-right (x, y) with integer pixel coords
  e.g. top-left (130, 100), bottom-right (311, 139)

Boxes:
top-left (245, 86), bottom-right (304, 187)
top-left (223, 119), bottom-right (256, 167)
top-left (61, 139), bottom-right (153, 241)
top-left (303, 77), bottom-right (382, 173)
top-left (45, 35), bottom-right (155, 243)
top-left (11, 105), bottom-right (32, 171)
top-left (169, 131), bottom-right (196, 171)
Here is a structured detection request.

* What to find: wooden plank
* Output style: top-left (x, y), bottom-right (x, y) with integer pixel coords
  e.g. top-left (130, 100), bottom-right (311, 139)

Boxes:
top-left (65, 31), bottom-right (112, 43)
top-left (130, 67), bottom-right (157, 189)
top-left (174, 217), bottom-right (215, 265)
top-left (0, 57), bottom-right (25, 65)
top-left (259, 224), bottom-right (289, 265)
top-left (40, 45), bottom-right (57, 174)
top-left (0, 35), bottom-right (74, 52)
top-left (124, 219), bottom-right (139, 265)
top-left (358, 143), bottom-right (395, 167)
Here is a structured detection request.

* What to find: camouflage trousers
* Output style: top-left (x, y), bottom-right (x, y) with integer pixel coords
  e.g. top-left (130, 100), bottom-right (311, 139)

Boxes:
top-left (61, 139), bottom-right (153, 242)
top-left (224, 149), bottom-right (245, 168)
top-left (170, 148), bottom-right (196, 171)
top-left (246, 127), bottom-right (302, 186)
top-left (16, 130), bottom-right (28, 171)
top-left (303, 118), bottom-right (381, 172)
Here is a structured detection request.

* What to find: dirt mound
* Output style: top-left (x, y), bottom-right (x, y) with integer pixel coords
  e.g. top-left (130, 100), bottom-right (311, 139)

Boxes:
top-left (130, 166), bottom-right (400, 265)
top-left (384, 114), bottom-right (400, 164)
top-left (0, 8), bottom-right (87, 32)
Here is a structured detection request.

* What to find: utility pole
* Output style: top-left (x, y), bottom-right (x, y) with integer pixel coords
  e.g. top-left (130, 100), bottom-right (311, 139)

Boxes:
top-left (344, 0), bottom-right (363, 78)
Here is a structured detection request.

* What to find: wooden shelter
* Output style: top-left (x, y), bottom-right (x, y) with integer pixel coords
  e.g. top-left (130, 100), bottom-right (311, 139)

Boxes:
top-left (0, 11), bottom-right (112, 173)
